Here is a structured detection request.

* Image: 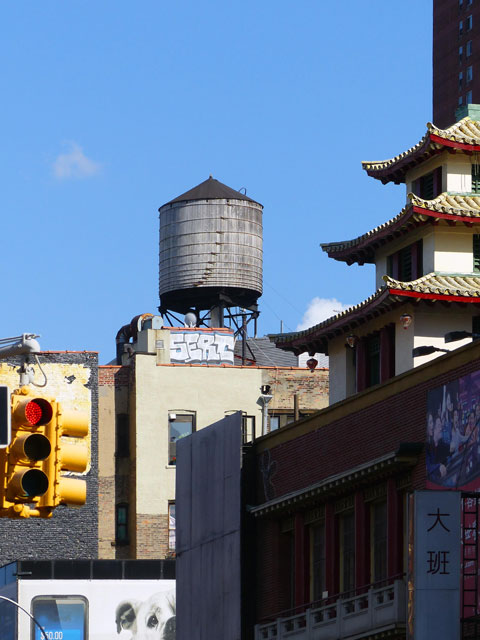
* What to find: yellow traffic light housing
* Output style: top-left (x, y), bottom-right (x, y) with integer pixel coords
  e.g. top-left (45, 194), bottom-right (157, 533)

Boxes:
top-left (0, 387), bottom-right (90, 518)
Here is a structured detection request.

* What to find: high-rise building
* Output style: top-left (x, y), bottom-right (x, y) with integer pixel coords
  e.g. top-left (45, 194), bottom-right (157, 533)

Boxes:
top-left (433, 0), bottom-right (480, 127)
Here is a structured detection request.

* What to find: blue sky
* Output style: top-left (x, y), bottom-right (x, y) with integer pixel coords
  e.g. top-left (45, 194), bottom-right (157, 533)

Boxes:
top-left (0, 1), bottom-right (432, 362)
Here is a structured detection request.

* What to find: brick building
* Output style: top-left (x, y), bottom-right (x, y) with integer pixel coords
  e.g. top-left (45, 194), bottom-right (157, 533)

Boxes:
top-left (434, 0), bottom-right (480, 128)
top-left (249, 339), bottom-right (480, 640)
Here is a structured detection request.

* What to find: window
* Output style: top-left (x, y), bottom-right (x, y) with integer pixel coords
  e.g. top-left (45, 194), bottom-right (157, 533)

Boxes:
top-left (168, 414), bottom-right (195, 465)
top-left (366, 334), bottom-right (380, 388)
top-left (459, 95), bottom-right (465, 106)
top-left (467, 89), bottom-right (473, 103)
top-left (473, 316), bottom-right (480, 340)
top-left (460, 45), bottom-right (464, 63)
top-left (116, 503), bottom-right (129, 545)
top-left (242, 414), bottom-right (256, 442)
top-left (474, 235), bottom-right (480, 272)
top-left (460, 71), bottom-right (464, 90)
top-left (310, 521), bottom-right (326, 602)
top-left (116, 413), bottom-right (129, 457)
top-left (467, 40), bottom-right (473, 57)
top-left (472, 165), bottom-right (480, 193)
top-left (387, 240), bottom-right (423, 282)
top-left (467, 14), bottom-right (473, 30)
top-left (168, 502), bottom-right (176, 551)
top-left (460, 20), bottom-right (464, 35)
top-left (468, 0), bottom-right (473, 6)
top-left (467, 65), bottom-right (473, 83)
top-left (341, 512), bottom-right (355, 593)
top-left (412, 167), bottom-right (442, 200)
top-left (269, 412), bottom-right (294, 431)
top-left (371, 501), bottom-right (387, 583)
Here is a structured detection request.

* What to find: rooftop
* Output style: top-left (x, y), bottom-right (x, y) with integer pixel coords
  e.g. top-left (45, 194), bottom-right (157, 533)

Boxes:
top-left (362, 117), bottom-right (480, 184)
top-left (270, 273), bottom-right (480, 355)
top-left (321, 192), bottom-right (480, 265)
top-left (161, 175), bottom-right (262, 207)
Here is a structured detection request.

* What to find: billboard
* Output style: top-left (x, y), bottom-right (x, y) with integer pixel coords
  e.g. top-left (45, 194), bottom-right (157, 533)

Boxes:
top-left (17, 579), bottom-right (175, 640)
top-left (426, 369), bottom-right (480, 490)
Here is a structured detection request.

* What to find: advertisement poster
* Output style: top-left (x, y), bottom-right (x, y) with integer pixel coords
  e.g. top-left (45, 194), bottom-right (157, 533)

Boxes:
top-left (426, 369), bottom-right (480, 490)
top-left (17, 579), bottom-right (175, 640)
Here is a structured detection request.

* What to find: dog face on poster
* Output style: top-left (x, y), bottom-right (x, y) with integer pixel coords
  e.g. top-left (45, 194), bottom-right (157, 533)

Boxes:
top-left (115, 591), bottom-right (176, 640)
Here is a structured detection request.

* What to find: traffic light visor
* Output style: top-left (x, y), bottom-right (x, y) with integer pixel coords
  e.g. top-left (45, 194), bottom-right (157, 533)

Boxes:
top-left (14, 398), bottom-right (53, 427)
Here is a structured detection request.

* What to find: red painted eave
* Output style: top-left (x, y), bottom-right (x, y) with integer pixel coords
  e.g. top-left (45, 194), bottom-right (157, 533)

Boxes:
top-left (388, 289), bottom-right (480, 303)
top-left (429, 133), bottom-right (480, 153)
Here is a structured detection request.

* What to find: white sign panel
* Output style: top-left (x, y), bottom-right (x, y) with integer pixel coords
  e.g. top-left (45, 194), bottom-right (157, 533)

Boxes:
top-left (17, 579), bottom-right (175, 640)
top-left (170, 331), bottom-right (234, 365)
top-left (412, 490), bottom-right (461, 640)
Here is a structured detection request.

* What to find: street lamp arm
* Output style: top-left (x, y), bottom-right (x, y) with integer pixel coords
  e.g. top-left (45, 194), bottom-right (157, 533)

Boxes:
top-left (0, 594), bottom-right (48, 640)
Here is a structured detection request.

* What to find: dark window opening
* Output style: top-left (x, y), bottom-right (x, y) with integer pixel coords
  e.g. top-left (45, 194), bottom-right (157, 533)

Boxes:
top-left (116, 413), bottom-right (129, 457)
top-left (372, 501), bottom-right (387, 583)
top-left (412, 167), bottom-right (442, 200)
top-left (473, 316), bottom-right (480, 340)
top-left (242, 414), bottom-right (256, 442)
top-left (474, 235), bottom-right (480, 272)
top-left (341, 512), bottom-right (355, 593)
top-left (366, 334), bottom-right (381, 388)
top-left (168, 414), bottom-right (195, 465)
top-left (386, 240), bottom-right (423, 282)
top-left (472, 166), bottom-right (480, 193)
top-left (310, 522), bottom-right (326, 602)
top-left (116, 504), bottom-right (129, 545)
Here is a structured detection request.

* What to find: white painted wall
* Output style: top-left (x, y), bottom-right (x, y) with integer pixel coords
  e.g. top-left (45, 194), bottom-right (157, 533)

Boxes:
top-left (134, 355), bottom-right (266, 515)
top-left (405, 152), bottom-right (472, 196)
top-left (433, 228), bottom-right (475, 273)
top-left (328, 337), bottom-right (355, 405)
top-left (412, 309), bottom-right (474, 367)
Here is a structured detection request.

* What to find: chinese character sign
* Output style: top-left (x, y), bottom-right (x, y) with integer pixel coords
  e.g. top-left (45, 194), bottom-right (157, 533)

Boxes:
top-left (426, 370), bottom-right (480, 490)
top-left (411, 491), bottom-right (460, 640)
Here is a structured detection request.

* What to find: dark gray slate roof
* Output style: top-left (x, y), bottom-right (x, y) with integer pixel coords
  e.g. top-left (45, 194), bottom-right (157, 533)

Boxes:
top-left (162, 176), bottom-right (261, 207)
top-left (234, 337), bottom-right (329, 368)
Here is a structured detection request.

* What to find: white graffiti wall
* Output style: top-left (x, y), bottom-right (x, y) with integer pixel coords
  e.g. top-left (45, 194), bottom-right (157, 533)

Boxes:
top-left (170, 331), bottom-right (234, 365)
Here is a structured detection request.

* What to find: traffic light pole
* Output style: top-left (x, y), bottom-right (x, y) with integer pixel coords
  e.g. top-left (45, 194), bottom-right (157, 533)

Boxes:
top-left (0, 594), bottom-right (48, 640)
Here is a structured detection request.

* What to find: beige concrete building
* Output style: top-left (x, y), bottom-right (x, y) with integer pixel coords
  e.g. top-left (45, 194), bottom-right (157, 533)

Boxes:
top-left (98, 320), bottom-right (328, 559)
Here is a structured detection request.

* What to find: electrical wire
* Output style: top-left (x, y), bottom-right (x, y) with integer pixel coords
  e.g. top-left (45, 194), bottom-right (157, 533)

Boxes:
top-left (31, 354), bottom-right (48, 388)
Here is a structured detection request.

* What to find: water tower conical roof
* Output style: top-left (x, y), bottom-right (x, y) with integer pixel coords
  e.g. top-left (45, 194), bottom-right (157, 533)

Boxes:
top-left (162, 176), bottom-right (261, 207)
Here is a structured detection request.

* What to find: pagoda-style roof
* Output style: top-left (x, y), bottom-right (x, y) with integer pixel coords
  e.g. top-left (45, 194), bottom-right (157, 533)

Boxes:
top-left (321, 192), bottom-right (480, 265)
top-left (162, 175), bottom-right (261, 207)
top-left (270, 273), bottom-right (480, 355)
top-left (362, 117), bottom-right (480, 184)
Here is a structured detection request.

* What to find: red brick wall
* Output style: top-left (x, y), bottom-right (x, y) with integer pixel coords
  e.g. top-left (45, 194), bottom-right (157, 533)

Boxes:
top-left (253, 352), bottom-right (480, 620)
top-left (98, 365), bottom-right (130, 387)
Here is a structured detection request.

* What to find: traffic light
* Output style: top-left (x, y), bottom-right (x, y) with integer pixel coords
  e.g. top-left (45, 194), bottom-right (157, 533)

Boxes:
top-left (0, 387), bottom-right (89, 518)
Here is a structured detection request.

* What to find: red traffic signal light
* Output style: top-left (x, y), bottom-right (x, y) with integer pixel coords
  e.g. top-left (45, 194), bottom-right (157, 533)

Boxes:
top-left (0, 388), bottom-right (90, 519)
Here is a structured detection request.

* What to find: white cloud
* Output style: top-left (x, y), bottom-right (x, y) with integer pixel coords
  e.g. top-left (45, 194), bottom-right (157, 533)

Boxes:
top-left (296, 297), bottom-right (351, 331)
top-left (53, 142), bottom-right (101, 179)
